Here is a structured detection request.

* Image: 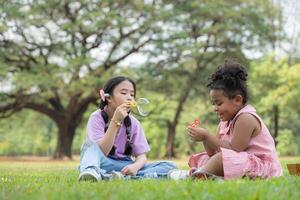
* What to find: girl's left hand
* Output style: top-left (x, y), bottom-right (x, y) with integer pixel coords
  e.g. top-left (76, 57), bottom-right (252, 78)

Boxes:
top-left (121, 164), bottom-right (139, 176)
top-left (187, 126), bottom-right (208, 142)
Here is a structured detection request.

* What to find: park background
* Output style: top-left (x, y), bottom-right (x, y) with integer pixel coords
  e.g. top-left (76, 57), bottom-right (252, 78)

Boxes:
top-left (1, 0), bottom-right (299, 160)
top-left (0, 1), bottom-right (300, 199)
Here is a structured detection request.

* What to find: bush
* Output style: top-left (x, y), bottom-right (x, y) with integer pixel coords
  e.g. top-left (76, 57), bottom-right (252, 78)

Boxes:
top-left (276, 129), bottom-right (299, 156)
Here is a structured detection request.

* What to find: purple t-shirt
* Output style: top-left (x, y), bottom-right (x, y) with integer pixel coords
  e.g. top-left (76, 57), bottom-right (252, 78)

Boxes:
top-left (86, 110), bottom-right (150, 158)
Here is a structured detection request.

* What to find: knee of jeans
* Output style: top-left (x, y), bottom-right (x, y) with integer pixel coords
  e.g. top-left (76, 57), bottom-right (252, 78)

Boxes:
top-left (158, 161), bottom-right (178, 169)
top-left (166, 161), bottom-right (178, 169)
top-left (80, 139), bottom-right (103, 155)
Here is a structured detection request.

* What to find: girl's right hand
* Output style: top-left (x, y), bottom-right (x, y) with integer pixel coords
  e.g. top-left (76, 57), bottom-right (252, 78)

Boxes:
top-left (187, 126), bottom-right (208, 142)
top-left (112, 102), bottom-right (131, 122)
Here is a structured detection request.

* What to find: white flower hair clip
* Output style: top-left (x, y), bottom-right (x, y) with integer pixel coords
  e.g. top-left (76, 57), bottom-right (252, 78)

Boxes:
top-left (99, 89), bottom-right (110, 102)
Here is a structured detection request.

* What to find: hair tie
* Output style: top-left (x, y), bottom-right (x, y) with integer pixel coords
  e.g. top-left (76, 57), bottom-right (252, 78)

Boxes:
top-left (99, 89), bottom-right (109, 102)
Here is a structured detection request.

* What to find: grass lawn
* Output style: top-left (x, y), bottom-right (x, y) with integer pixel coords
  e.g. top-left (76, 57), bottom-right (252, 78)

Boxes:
top-left (0, 156), bottom-right (300, 200)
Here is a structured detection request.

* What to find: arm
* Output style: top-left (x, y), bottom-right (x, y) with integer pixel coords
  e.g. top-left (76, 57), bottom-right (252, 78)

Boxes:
top-left (97, 103), bottom-right (130, 156)
top-left (220, 113), bottom-right (260, 152)
top-left (188, 113), bottom-right (260, 154)
top-left (187, 126), bottom-right (220, 156)
top-left (121, 153), bottom-right (147, 176)
top-left (203, 127), bottom-right (221, 156)
top-left (96, 118), bottom-right (121, 156)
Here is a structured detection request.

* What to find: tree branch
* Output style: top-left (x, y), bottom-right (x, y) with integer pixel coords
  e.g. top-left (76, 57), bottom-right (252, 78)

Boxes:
top-left (72, 94), bottom-right (98, 126)
top-left (48, 89), bottom-right (64, 112)
top-left (23, 102), bottom-right (63, 123)
top-left (0, 95), bottom-right (63, 123)
top-left (0, 102), bottom-right (22, 118)
top-left (108, 37), bottom-right (152, 68)
top-left (103, 20), bottom-right (150, 69)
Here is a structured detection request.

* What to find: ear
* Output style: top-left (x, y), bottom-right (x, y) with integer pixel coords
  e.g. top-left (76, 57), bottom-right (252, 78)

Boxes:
top-left (234, 94), bottom-right (243, 105)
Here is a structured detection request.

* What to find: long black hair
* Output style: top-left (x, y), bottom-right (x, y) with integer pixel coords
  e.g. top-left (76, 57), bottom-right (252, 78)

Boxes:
top-left (99, 76), bottom-right (136, 156)
top-left (207, 60), bottom-right (249, 104)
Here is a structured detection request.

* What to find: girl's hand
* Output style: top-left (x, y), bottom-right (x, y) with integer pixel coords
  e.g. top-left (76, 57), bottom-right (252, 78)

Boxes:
top-left (121, 164), bottom-right (139, 176)
top-left (112, 102), bottom-right (131, 122)
top-left (187, 126), bottom-right (208, 142)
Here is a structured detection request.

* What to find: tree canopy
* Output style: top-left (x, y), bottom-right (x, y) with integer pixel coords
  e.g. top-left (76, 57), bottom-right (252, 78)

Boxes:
top-left (0, 0), bottom-right (284, 158)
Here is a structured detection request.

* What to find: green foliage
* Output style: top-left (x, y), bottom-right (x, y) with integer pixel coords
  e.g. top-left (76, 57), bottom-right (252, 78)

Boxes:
top-left (249, 56), bottom-right (300, 146)
top-left (1, 0), bottom-right (297, 158)
top-left (0, 105), bottom-right (95, 156)
top-left (139, 0), bottom-right (282, 156)
top-left (0, 0), bottom-right (163, 157)
top-left (276, 129), bottom-right (299, 156)
top-left (0, 0), bottom-right (160, 94)
top-left (143, 0), bottom-right (280, 94)
top-left (0, 111), bottom-right (56, 156)
top-left (250, 57), bottom-right (300, 111)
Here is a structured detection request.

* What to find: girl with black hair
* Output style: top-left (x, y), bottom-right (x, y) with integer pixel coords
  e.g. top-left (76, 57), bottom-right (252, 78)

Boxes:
top-left (79, 76), bottom-right (177, 181)
top-left (168, 60), bottom-right (282, 180)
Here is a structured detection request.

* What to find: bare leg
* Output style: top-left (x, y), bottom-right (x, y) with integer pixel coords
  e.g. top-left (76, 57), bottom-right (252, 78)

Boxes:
top-left (201, 152), bottom-right (224, 176)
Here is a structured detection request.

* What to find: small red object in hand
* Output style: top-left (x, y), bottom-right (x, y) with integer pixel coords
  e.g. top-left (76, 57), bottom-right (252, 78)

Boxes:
top-left (189, 118), bottom-right (201, 128)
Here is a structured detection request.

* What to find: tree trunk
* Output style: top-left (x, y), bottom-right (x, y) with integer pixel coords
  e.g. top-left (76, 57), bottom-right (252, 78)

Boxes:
top-left (53, 123), bottom-right (76, 159)
top-left (273, 105), bottom-right (279, 147)
top-left (166, 122), bottom-right (176, 158)
top-left (51, 94), bottom-right (96, 159)
top-left (164, 49), bottom-right (214, 158)
top-left (165, 81), bottom-right (193, 158)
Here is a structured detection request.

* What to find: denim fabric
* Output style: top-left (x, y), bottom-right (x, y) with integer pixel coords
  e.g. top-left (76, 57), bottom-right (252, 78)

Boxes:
top-left (78, 140), bottom-right (177, 179)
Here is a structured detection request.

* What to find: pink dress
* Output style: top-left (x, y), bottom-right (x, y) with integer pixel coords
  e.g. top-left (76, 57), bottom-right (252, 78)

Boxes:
top-left (188, 105), bottom-right (282, 180)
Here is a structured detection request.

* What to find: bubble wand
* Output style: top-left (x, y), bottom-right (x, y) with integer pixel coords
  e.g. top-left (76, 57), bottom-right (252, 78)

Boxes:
top-left (99, 89), bottom-right (150, 117)
top-left (128, 98), bottom-right (150, 117)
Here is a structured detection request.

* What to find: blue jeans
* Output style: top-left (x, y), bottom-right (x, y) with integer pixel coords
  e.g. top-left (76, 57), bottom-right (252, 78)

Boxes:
top-left (78, 140), bottom-right (177, 179)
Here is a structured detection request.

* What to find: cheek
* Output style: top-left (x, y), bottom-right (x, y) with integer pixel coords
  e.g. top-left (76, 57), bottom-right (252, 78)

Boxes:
top-left (111, 95), bottom-right (121, 104)
top-left (115, 95), bottom-right (127, 103)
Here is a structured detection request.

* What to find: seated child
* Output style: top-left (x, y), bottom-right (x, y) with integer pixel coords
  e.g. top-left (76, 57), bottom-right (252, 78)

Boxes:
top-left (168, 60), bottom-right (282, 180)
top-left (78, 76), bottom-right (177, 181)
